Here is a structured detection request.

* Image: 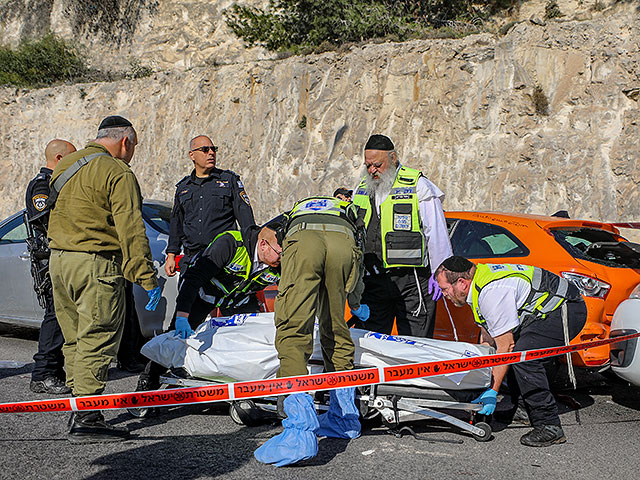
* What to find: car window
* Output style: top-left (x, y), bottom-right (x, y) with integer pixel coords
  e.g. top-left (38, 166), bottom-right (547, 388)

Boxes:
top-left (142, 202), bottom-right (171, 235)
top-left (551, 227), bottom-right (640, 268)
top-left (0, 214), bottom-right (27, 245)
top-left (450, 219), bottom-right (529, 258)
top-left (446, 218), bottom-right (458, 235)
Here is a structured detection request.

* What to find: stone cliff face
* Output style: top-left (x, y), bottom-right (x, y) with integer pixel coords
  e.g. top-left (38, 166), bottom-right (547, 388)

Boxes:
top-left (0, 1), bottom-right (639, 229)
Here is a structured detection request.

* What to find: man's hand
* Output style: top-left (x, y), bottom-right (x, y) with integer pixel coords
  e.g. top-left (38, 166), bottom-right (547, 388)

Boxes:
top-left (427, 274), bottom-right (443, 301)
top-left (174, 316), bottom-right (195, 339)
top-left (145, 286), bottom-right (162, 311)
top-left (165, 253), bottom-right (177, 277)
top-left (472, 388), bottom-right (498, 415)
top-left (350, 304), bottom-right (370, 322)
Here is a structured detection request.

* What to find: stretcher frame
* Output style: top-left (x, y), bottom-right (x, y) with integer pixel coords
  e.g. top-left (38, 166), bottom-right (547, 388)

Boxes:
top-left (128, 372), bottom-right (493, 442)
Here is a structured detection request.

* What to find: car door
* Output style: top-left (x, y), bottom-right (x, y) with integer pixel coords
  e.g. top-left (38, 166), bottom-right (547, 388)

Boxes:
top-left (0, 211), bottom-right (43, 326)
top-left (433, 218), bottom-right (531, 343)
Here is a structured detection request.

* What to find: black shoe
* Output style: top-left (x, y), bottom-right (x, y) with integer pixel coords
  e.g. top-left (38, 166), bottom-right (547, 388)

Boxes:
top-left (136, 373), bottom-right (160, 392)
top-left (30, 376), bottom-right (71, 395)
top-left (68, 411), bottom-right (130, 444)
top-left (117, 360), bottom-right (146, 373)
top-left (493, 405), bottom-right (530, 426)
top-left (520, 425), bottom-right (566, 447)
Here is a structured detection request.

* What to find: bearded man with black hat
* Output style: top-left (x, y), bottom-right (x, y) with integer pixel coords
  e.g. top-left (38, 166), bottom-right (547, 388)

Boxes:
top-left (48, 115), bottom-right (161, 443)
top-left (352, 134), bottom-right (452, 338)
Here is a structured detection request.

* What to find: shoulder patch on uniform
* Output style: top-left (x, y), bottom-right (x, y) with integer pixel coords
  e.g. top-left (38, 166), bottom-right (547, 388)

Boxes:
top-left (240, 190), bottom-right (251, 206)
top-left (32, 194), bottom-right (48, 212)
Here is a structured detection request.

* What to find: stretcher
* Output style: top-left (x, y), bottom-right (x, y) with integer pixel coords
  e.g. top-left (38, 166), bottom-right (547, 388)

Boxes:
top-left (137, 313), bottom-right (495, 441)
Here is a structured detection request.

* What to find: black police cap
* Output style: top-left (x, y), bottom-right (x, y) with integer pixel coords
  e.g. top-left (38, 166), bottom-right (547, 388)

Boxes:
top-left (441, 256), bottom-right (474, 273)
top-left (364, 134), bottom-right (394, 151)
top-left (98, 115), bottom-right (133, 131)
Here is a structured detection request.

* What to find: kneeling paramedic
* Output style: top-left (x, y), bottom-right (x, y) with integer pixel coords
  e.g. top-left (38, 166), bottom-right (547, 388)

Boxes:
top-left (254, 196), bottom-right (369, 467)
top-left (137, 223), bottom-right (282, 391)
top-left (434, 256), bottom-right (587, 447)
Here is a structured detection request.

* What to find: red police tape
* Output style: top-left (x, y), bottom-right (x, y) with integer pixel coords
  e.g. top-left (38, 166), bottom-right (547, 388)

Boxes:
top-left (1, 332), bottom-right (638, 414)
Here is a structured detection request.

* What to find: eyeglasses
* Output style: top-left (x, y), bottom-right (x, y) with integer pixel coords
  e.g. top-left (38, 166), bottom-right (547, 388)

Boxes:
top-left (266, 242), bottom-right (282, 256)
top-left (365, 161), bottom-right (384, 169)
top-left (190, 145), bottom-right (218, 153)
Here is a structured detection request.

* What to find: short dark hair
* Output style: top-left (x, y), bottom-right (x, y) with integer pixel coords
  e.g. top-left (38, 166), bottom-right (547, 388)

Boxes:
top-left (434, 256), bottom-right (475, 284)
top-left (333, 187), bottom-right (353, 198)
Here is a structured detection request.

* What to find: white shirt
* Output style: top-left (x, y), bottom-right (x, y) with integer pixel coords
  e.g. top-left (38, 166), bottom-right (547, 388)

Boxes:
top-left (252, 245), bottom-right (267, 274)
top-left (370, 165), bottom-right (453, 270)
top-left (466, 276), bottom-right (532, 337)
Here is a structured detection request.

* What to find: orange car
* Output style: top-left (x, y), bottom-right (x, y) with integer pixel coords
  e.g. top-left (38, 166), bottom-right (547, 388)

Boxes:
top-left (260, 211), bottom-right (640, 368)
top-left (434, 211), bottom-right (640, 367)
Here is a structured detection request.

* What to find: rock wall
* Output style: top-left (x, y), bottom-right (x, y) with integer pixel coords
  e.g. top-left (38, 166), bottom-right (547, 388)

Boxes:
top-left (0, 0), bottom-right (271, 72)
top-left (0, 1), bottom-right (639, 228)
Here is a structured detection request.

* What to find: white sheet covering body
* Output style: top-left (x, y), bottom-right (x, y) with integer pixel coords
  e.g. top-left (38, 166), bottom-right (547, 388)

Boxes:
top-left (141, 312), bottom-right (492, 390)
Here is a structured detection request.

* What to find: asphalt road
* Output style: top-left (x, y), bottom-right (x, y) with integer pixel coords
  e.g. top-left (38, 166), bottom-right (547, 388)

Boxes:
top-left (0, 322), bottom-right (639, 480)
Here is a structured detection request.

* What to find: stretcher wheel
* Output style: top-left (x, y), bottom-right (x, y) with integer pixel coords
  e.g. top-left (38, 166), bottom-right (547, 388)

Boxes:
top-left (471, 422), bottom-right (492, 442)
top-left (229, 400), bottom-right (261, 426)
top-left (127, 405), bottom-right (153, 418)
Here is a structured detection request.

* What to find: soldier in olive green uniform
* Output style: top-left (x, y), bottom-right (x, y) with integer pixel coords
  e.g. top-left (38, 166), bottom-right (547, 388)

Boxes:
top-left (48, 116), bottom-right (160, 443)
top-left (255, 196), bottom-right (369, 467)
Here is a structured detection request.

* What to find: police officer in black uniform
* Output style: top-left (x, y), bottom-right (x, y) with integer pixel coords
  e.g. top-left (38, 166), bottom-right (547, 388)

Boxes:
top-left (164, 135), bottom-right (255, 277)
top-left (25, 139), bottom-right (76, 394)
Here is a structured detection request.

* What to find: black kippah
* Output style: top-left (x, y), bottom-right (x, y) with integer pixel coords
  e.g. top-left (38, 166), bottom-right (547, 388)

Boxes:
top-left (364, 134), bottom-right (394, 151)
top-left (98, 115), bottom-right (133, 130)
top-left (441, 256), bottom-right (474, 273)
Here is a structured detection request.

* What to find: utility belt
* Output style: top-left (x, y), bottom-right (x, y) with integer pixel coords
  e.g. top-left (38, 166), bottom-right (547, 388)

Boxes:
top-left (285, 222), bottom-right (354, 240)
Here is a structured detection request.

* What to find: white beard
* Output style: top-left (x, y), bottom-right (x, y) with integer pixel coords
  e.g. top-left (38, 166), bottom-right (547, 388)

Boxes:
top-left (361, 164), bottom-right (396, 202)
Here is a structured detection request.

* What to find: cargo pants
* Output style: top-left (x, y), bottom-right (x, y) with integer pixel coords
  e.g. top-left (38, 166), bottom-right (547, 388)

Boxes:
top-left (49, 250), bottom-right (126, 396)
top-left (275, 226), bottom-right (359, 378)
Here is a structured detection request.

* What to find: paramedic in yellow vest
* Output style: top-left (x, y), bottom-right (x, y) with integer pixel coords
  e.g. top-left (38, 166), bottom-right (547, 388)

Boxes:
top-left (136, 222), bottom-right (283, 392)
top-left (352, 134), bottom-right (452, 337)
top-left (434, 256), bottom-right (587, 447)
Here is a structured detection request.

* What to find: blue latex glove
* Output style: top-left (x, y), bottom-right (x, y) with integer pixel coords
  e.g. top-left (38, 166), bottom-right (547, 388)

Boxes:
top-left (254, 393), bottom-right (319, 467)
top-left (174, 316), bottom-right (195, 339)
top-left (427, 274), bottom-right (443, 301)
top-left (472, 388), bottom-right (498, 415)
top-left (145, 286), bottom-right (162, 311)
top-left (350, 304), bottom-right (370, 323)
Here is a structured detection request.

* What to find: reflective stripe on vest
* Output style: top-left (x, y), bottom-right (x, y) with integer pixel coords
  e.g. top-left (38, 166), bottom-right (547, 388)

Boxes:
top-left (471, 263), bottom-right (570, 328)
top-left (352, 166), bottom-right (425, 268)
top-left (288, 196), bottom-right (356, 223)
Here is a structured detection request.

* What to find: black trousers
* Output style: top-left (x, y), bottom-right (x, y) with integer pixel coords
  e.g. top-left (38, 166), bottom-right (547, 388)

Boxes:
top-left (32, 289), bottom-right (65, 381)
top-left (360, 267), bottom-right (436, 338)
top-left (508, 299), bottom-right (587, 426)
top-left (117, 281), bottom-right (146, 365)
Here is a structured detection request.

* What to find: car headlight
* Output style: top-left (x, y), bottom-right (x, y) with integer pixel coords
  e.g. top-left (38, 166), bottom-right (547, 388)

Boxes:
top-left (561, 272), bottom-right (611, 299)
top-left (628, 283), bottom-right (640, 299)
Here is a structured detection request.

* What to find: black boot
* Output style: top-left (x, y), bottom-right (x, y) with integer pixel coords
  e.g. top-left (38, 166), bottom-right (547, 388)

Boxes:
top-left (30, 376), bottom-right (71, 395)
top-left (520, 425), bottom-right (566, 447)
top-left (68, 411), bottom-right (130, 444)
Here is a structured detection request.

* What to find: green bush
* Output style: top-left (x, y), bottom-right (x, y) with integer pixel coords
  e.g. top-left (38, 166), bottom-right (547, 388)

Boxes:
top-left (225, 0), bottom-right (511, 53)
top-left (0, 33), bottom-right (87, 88)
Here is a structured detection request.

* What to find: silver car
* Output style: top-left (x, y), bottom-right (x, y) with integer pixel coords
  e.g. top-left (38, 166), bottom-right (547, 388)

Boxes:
top-left (0, 200), bottom-right (178, 337)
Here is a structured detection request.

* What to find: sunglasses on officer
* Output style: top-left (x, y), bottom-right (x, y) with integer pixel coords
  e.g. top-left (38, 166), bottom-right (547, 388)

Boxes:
top-left (190, 145), bottom-right (218, 153)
